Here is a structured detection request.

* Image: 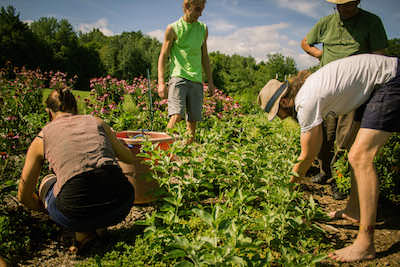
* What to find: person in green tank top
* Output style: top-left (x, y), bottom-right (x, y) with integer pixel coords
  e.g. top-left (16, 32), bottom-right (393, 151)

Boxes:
top-left (300, 0), bottom-right (388, 201)
top-left (158, 0), bottom-right (214, 144)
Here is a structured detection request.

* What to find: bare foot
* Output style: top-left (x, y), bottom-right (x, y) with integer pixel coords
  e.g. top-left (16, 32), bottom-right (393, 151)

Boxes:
top-left (329, 241), bottom-right (375, 262)
top-left (328, 209), bottom-right (359, 223)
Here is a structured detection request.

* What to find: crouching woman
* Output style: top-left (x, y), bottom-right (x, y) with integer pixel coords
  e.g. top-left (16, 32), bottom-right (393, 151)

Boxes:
top-left (18, 88), bottom-right (135, 253)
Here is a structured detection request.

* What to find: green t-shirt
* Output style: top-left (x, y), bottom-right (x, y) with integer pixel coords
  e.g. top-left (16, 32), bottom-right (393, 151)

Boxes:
top-left (306, 9), bottom-right (388, 66)
top-left (170, 17), bottom-right (207, 83)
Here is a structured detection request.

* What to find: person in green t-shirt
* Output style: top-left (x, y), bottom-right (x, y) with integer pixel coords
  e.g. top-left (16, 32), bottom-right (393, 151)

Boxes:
top-left (300, 0), bottom-right (388, 201)
top-left (158, 0), bottom-right (215, 144)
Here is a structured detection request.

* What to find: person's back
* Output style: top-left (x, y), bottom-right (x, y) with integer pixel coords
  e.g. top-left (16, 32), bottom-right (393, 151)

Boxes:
top-left (18, 88), bottom-right (136, 253)
top-left (295, 54), bottom-right (398, 132)
top-left (42, 114), bottom-right (117, 197)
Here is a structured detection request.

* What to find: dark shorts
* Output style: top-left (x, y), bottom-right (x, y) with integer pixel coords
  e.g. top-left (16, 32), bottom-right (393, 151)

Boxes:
top-left (357, 59), bottom-right (400, 133)
top-left (45, 166), bottom-right (134, 232)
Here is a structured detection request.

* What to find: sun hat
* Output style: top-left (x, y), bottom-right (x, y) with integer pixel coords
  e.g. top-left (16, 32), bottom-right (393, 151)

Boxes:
top-left (326, 0), bottom-right (357, 4)
top-left (257, 79), bottom-right (289, 121)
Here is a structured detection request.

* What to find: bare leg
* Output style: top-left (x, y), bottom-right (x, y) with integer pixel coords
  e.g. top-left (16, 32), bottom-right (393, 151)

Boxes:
top-left (328, 170), bottom-right (360, 223)
top-left (0, 256), bottom-right (9, 267)
top-left (186, 121), bottom-right (196, 144)
top-left (329, 128), bottom-right (391, 262)
top-left (167, 114), bottom-right (182, 129)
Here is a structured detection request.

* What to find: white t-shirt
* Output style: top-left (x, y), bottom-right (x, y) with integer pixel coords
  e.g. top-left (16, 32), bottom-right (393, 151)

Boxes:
top-left (295, 54), bottom-right (398, 132)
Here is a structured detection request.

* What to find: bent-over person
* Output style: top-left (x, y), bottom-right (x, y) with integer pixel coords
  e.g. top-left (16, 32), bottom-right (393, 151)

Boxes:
top-left (258, 54), bottom-right (399, 262)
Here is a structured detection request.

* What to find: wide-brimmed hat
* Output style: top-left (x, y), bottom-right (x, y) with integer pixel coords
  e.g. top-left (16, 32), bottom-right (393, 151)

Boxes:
top-left (257, 79), bottom-right (288, 121)
top-left (326, 0), bottom-right (357, 4)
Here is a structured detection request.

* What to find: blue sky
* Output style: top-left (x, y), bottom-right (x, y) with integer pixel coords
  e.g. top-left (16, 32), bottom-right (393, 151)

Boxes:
top-left (2, 0), bottom-right (400, 69)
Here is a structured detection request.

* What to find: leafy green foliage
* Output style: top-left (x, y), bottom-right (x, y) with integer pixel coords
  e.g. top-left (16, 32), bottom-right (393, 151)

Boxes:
top-left (386, 38), bottom-right (400, 58)
top-left (334, 134), bottom-right (400, 205)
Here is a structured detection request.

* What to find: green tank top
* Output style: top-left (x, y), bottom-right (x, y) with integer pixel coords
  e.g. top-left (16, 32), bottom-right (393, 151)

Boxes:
top-left (170, 17), bottom-right (206, 83)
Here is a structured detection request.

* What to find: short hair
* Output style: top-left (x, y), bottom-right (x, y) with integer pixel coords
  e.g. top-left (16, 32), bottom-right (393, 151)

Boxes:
top-left (46, 88), bottom-right (78, 114)
top-left (183, 0), bottom-right (206, 9)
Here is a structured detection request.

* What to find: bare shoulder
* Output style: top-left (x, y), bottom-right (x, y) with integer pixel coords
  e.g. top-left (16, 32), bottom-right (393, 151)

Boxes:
top-left (165, 25), bottom-right (177, 41)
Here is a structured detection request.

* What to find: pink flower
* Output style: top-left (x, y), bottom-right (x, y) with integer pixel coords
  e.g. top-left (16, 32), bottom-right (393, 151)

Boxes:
top-left (5, 116), bottom-right (17, 121)
top-left (0, 152), bottom-right (8, 160)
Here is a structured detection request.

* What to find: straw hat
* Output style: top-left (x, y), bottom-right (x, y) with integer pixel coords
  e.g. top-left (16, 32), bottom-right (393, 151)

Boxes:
top-left (257, 79), bottom-right (288, 121)
top-left (326, 0), bottom-right (357, 4)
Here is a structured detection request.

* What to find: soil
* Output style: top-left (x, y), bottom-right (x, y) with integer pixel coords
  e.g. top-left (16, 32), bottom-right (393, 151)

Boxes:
top-left (303, 182), bottom-right (400, 267)
top-left (3, 182), bottom-right (400, 267)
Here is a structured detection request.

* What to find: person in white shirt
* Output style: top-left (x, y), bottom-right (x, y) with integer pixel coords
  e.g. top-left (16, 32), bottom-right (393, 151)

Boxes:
top-left (258, 54), bottom-right (400, 262)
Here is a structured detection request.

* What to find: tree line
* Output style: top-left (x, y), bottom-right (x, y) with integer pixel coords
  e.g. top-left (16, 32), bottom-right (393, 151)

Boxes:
top-left (1, 5), bottom-right (399, 97)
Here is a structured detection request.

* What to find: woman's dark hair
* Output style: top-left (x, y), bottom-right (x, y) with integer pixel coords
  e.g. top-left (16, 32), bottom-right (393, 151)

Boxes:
top-left (46, 88), bottom-right (78, 114)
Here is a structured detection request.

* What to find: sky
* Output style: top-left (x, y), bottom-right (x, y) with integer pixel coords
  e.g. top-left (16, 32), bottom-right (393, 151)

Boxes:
top-left (2, 0), bottom-right (400, 70)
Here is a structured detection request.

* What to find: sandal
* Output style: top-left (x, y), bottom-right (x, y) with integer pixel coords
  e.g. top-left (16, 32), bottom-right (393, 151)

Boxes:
top-left (69, 232), bottom-right (97, 255)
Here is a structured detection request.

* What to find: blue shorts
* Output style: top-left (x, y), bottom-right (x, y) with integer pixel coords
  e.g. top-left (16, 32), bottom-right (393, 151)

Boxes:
top-left (357, 59), bottom-right (400, 133)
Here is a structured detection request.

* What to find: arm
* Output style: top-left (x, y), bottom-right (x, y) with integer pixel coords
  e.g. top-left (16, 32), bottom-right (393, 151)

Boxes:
top-left (201, 27), bottom-right (215, 96)
top-left (291, 124), bottom-right (323, 183)
top-left (157, 25), bottom-right (176, 99)
top-left (18, 136), bottom-right (44, 210)
top-left (100, 119), bottom-right (135, 164)
top-left (301, 37), bottom-right (323, 60)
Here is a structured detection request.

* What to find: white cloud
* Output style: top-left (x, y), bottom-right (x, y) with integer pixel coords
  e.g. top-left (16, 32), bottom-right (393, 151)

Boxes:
top-left (23, 20), bottom-right (33, 25)
top-left (208, 23), bottom-right (289, 59)
top-left (207, 19), bottom-right (237, 32)
top-left (147, 23), bottom-right (318, 70)
top-left (147, 29), bottom-right (164, 42)
top-left (78, 18), bottom-right (113, 36)
top-left (272, 0), bottom-right (325, 19)
top-left (207, 23), bottom-right (319, 69)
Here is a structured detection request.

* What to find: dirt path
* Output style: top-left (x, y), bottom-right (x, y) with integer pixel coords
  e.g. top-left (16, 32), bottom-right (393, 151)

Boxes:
top-left (304, 183), bottom-right (400, 267)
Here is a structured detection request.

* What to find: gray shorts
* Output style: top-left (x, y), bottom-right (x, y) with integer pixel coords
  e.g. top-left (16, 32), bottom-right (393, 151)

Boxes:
top-left (168, 77), bottom-right (203, 122)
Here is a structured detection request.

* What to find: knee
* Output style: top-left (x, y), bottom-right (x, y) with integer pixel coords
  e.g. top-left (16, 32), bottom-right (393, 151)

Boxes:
top-left (348, 146), bottom-right (374, 170)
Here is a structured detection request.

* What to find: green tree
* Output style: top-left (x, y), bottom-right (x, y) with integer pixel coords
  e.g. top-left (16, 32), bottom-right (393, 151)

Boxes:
top-left (386, 38), bottom-right (400, 58)
top-left (98, 31), bottom-right (161, 81)
top-left (78, 28), bottom-right (108, 50)
top-left (0, 6), bottom-right (47, 70)
top-left (264, 53), bottom-right (297, 81)
top-left (31, 17), bottom-right (104, 90)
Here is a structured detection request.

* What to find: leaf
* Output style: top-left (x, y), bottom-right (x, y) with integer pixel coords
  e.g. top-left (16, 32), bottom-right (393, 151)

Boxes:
top-left (164, 249), bottom-right (186, 260)
top-left (228, 256), bottom-right (246, 266)
top-left (174, 260), bottom-right (194, 267)
top-left (311, 254), bottom-right (328, 264)
top-left (192, 208), bottom-right (213, 226)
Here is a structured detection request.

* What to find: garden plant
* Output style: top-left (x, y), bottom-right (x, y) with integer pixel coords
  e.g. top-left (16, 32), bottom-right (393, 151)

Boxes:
top-left (1, 66), bottom-right (399, 266)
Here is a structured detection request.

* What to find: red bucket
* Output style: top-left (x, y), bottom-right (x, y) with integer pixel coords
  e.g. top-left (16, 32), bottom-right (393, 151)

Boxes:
top-left (116, 131), bottom-right (174, 204)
